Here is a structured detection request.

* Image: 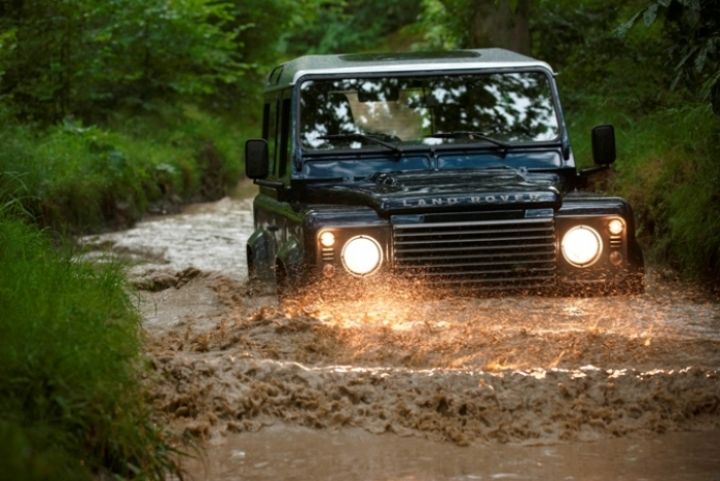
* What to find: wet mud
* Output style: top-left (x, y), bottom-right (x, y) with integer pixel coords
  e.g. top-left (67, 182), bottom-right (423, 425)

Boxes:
top-left (82, 196), bottom-right (720, 477)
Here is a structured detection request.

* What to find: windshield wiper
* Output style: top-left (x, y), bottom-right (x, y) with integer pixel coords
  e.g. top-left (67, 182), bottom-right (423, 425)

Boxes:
top-left (318, 133), bottom-right (403, 155)
top-left (424, 130), bottom-right (510, 157)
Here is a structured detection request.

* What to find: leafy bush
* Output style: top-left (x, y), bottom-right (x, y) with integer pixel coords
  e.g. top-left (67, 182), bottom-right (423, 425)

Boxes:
top-left (0, 216), bottom-right (178, 480)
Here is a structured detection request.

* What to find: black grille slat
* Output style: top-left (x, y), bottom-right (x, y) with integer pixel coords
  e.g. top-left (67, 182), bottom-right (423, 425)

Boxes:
top-left (403, 267), bottom-right (556, 277)
top-left (396, 242), bottom-right (555, 254)
top-left (431, 275), bottom-right (556, 285)
top-left (395, 251), bottom-right (555, 262)
top-left (410, 276), bottom-right (555, 285)
top-left (394, 234), bottom-right (555, 246)
top-left (393, 218), bottom-right (551, 229)
top-left (394, 258), bottom-right (555, 270)
top-left (392, 215), bottom-right (557, 289)
top-left (394, 226), bottom-right (552, 238)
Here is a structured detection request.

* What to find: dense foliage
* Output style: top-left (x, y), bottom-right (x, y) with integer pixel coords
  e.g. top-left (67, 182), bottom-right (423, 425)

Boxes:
top-left (0, 0), bottom-right (240, 122)
top-left (620, 0), bottom-right (720, 98)
top-left (538, 0), bottom-right (720, 281)
top-left (0, 105), bottom-right (246, 231)
top-left (283, 0), bottom-right (422, 55)
top-left (0, 0), bottom-right (322, 122)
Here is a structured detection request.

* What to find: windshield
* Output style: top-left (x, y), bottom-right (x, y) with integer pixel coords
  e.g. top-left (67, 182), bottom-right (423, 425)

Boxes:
top-left (299, 71), bottom-right (560, 152)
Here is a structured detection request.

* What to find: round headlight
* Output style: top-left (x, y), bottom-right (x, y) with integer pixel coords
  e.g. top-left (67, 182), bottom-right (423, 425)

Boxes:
top-left (561, 225), bottom-right (603, 267)
top-left (341, 235), bottom-right (383, 276)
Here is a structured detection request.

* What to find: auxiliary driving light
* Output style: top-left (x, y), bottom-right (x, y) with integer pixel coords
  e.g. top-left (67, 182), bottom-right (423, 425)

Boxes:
top-left (608, 218), bottom-right (624, 235)
top-left (341, 235), bottom-right (383, 276)
top-left (319, 231), bottom-right (336, 247)
top-left (561, 225), bottom-right (603, 267)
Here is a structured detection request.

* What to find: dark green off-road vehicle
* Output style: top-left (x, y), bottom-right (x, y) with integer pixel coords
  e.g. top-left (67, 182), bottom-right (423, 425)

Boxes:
top-left (244, 49), bottom-right (644, 296)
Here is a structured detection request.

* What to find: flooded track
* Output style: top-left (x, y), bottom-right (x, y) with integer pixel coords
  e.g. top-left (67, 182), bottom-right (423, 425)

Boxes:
top-left (186, 426), bottom-right (720, 481)
top-left (82, 195), bottom-right (720, 480)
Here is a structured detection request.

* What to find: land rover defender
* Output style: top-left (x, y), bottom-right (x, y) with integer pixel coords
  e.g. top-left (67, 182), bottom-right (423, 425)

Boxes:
top-left (244, 49), bottom-right (644, 296)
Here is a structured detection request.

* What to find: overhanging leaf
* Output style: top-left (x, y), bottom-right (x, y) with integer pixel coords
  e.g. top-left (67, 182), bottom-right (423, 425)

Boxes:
top-left (643, 4), bottom-right (659, 26)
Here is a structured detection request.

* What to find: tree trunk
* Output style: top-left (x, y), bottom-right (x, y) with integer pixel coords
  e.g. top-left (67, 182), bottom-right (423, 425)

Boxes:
top-left (468, 0), bottom-right (531, 54)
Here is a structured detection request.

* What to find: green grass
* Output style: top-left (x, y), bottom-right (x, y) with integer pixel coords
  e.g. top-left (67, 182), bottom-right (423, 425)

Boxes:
top-left (0, 216), bottom-right (178, 481)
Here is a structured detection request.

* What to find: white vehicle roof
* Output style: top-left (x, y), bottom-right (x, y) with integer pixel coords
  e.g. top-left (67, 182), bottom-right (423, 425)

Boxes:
top-left (266, 48), bottom-right (554, 89)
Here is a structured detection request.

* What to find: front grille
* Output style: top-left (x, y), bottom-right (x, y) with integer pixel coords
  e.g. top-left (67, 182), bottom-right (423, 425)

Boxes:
top-left (392, 216), bottom-right (557, 290)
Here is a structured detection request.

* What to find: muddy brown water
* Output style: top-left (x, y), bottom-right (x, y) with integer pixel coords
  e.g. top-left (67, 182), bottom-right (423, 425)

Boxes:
top-left (187, 426), bottom-right (720, 481)
top-left (81, 195), bottom-right (720, 480)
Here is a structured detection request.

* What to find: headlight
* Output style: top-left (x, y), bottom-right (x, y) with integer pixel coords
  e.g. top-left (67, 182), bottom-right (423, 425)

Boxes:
top-left (608, 218), bottom-right (624, 235)
top-left (341, 235), bottom-right (383, 276)
top-left (561, 225), bottom-right (602, 267)
top-left (319, 231), bottom-right (336, 247)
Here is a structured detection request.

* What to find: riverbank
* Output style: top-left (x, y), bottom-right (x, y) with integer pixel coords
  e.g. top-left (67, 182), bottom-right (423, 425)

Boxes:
top-left (0, 105), bottom-right (249, 233)
top-left (0, 103), bottom-right (250, 479)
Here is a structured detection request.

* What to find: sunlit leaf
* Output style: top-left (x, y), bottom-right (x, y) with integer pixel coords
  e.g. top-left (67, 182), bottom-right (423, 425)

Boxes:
top-left (643, 4), bottom-right (658, 26)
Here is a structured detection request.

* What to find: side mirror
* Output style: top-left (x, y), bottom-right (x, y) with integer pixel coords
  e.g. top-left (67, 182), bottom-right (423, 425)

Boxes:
top-left (245, 139), bottom-right (269, 179)
top-left (591, 124), bottom-right (616, 165)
